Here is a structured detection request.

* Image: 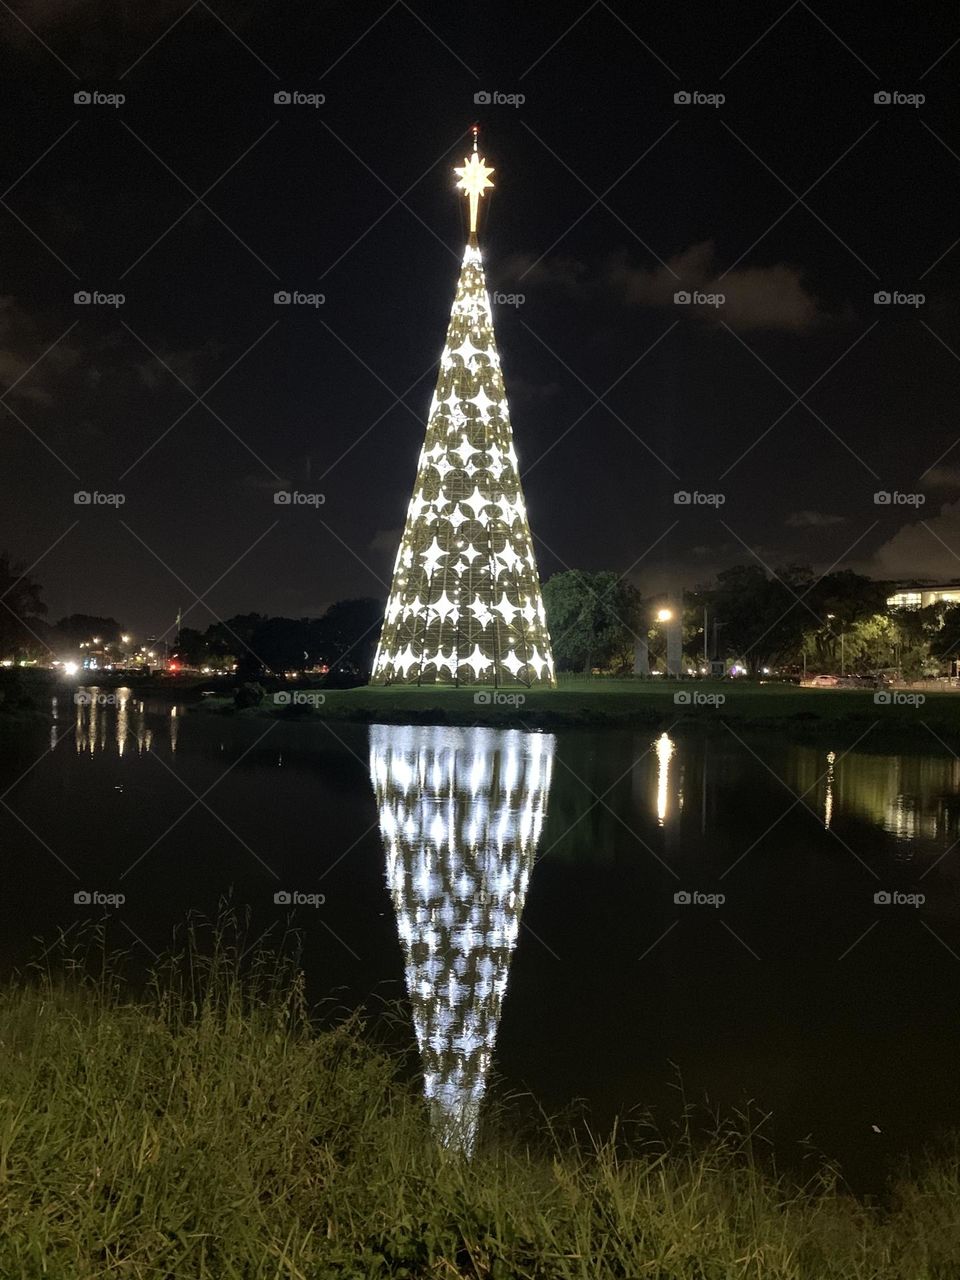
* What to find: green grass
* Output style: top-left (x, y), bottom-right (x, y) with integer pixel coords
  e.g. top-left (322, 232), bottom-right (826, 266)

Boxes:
top-left (204, 679), bottom-right (960, 743)
top-left (2, 921), bottom-right (959, 1278)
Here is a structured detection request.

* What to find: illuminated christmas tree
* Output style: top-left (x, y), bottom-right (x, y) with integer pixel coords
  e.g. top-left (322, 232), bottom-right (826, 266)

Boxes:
top-left (369, 724), bottom-right (555, 1150)
top-left (371, 132), bottom-right (556, 687)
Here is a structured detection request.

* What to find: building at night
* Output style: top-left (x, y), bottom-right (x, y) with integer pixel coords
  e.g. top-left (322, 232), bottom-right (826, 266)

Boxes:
top-left (886, 581), bottom-right (960, 609)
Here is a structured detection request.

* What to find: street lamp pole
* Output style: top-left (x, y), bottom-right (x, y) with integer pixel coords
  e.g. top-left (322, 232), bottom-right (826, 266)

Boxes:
top-left (703, 605), bottom-right (708, 667)
top-left (655, 606), bottom-right (674, 677)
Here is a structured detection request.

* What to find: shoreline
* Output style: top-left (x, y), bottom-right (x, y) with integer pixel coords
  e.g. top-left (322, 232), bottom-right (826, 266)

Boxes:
top-left (191, 680), bottom-right (960, 747)
top-left (5, 674), bottom-right (960, 747)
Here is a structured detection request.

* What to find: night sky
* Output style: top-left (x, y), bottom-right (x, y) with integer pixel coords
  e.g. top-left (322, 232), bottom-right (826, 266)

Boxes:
top-left (2, 0), bottom-right (959, 640)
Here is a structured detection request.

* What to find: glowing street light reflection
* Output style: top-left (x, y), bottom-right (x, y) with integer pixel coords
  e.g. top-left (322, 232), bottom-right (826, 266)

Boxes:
top-left (655, 732), bottom-right (676, 826)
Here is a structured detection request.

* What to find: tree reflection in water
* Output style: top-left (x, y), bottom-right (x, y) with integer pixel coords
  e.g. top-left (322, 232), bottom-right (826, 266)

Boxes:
top-left (369, 724), bottom-right (555, 1152)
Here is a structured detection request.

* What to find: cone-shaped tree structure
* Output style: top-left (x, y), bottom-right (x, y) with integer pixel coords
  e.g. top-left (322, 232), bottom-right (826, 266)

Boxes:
top-left (371, 136), bottom-right (555, 687)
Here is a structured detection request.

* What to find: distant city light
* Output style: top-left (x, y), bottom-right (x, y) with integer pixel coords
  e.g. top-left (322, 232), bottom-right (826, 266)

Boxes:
top-left (63, 661), bottom-right (79, 676)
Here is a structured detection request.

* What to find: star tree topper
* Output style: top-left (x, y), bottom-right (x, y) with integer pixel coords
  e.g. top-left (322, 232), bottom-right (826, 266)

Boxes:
top-left (455, 128), bottom-right (494, 235)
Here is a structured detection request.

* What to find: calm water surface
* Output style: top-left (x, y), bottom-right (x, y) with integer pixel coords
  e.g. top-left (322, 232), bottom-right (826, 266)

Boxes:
top-left (2, 689), bottom-right (959, 1187)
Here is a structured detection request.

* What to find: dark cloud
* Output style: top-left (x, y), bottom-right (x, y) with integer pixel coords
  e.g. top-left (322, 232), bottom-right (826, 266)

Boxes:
top-left (0, 295), bottom-right (81, 405)
top-left (513, 240), bottom-right (824, 333)
top-left (864, 501), bottom-right (959, 580)
top-left (134, 341), bottom-right (226, 393)
top-left (369, 527), bottom-right (401, 556)
top-left (922, 464), bottom-right (960, 491)
top-left (785, 510), bottom-right (847, 528)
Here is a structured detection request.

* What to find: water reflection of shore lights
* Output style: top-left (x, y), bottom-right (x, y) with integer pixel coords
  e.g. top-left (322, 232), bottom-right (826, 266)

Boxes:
top-left (824, 750), bottom-right (836, 830)
top-left (116, 691), bottom-right (130, 757)
top-left (369, 724), bottom-right (555, 1152)
top-left (655, 732), bottom-right (676, 826)
top-left (68, 688), bottom-right (155, 756)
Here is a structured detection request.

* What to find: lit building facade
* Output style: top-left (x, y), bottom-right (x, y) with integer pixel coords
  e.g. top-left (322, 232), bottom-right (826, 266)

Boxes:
top-left (886, 581), bottom-right (960, 609)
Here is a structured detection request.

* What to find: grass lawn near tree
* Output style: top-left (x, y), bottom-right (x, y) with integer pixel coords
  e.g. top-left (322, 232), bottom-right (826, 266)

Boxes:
top-left (204, 679), bottom-right (960, 744)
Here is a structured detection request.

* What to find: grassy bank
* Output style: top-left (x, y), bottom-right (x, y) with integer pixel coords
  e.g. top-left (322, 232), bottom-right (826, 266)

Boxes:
top-left (2, 927), bottom-right (959, 1278)
top-left (200, 678), bottom-right (960, 745)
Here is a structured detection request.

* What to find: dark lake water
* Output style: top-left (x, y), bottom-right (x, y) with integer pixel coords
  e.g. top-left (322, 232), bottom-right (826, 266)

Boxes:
top-left (2, 688), bottom-right (960, 1189)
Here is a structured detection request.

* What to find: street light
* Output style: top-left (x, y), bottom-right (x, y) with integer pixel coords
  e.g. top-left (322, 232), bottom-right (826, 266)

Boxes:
top-left (826, 613), bottom-right (845, 676)
top-left (654, 606), bottom-right (677, 678)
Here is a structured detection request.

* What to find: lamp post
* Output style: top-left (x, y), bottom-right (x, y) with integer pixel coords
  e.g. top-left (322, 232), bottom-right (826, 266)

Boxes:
top-left (827, 613), bottom-right (845, 676)
top-left (702, 605), bottom-right (708, 670)
top-left (652, 607), bottom-right (671, 678)
top-left (655, 605), bottom-right (682, 678)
